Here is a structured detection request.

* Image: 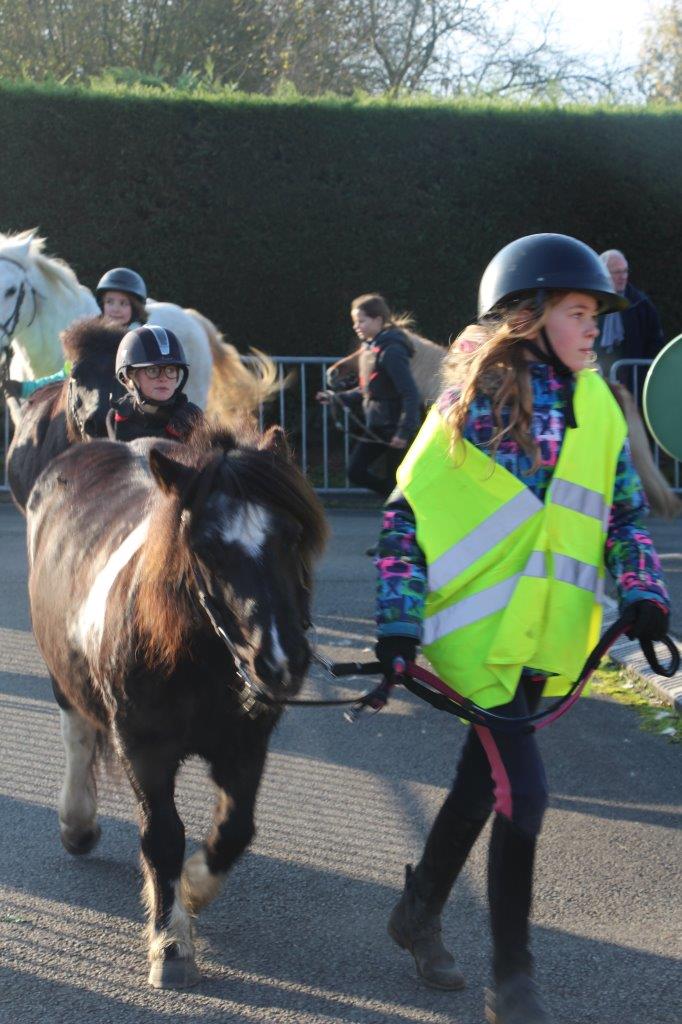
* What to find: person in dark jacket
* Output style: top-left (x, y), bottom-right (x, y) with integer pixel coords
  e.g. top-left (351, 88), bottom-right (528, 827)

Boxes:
top-left (597, 250), bottom-right (665, 389)
top-left (106, 324), bottom-right (203, 443)
top-left (317, 293), bottom-right (421, 498)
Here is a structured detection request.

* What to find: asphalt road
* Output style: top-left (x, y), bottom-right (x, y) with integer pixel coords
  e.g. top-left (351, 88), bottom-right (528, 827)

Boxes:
top-left (0, 504), bottom-right (680, 1024)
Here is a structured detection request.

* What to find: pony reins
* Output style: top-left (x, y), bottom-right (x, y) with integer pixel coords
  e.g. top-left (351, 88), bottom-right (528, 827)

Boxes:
top-left (0, 256), bottom-right (39, 341)
top-left (191, 564), bottom-right (679, 731)
top-left (322, 390), bottom-right (396, 447)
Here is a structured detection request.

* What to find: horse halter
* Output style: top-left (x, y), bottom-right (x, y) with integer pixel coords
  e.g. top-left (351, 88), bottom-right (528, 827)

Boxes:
top-left (191, 560), bottom-right (393, 718)
top-left (0, 256), bottom-right (38, 342)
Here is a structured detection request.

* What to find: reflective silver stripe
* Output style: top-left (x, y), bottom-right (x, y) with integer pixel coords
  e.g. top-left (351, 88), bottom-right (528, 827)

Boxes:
top-left (424, 550), bottom-right (548, 645)
top-left (524, 550), bottom-right (547, 578)
top-left (553, 553), bottom-right (599, 593)
top-left (428, 489), bottom-right (542, 592)
top-left (550, 479), bottom-right (607, 525)
top-left (148, 325), bottom-right (170, 355)
top-left (424, 575), bottom-right (521, 645)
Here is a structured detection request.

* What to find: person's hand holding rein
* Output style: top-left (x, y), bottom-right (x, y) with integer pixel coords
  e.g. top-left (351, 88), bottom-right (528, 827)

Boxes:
top-left (625, 600), bottom-right (670, 641)
top-left (389, 436), bottom-right (408, 449)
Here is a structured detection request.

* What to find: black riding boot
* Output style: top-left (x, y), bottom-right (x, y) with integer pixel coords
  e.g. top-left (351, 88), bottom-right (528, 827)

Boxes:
top-left (485, 815), bottom-right (550, 1024)
top-left (388, 807), bottom-right (487, 990)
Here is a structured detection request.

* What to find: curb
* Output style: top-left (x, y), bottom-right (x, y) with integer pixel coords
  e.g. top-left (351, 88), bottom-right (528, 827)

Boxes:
top-left (602, 598), bottom-right (682, 713)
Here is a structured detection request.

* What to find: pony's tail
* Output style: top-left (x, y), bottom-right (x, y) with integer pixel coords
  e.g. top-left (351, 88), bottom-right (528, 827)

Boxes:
top-left (186, 309), bottom-right (281, 423)
top-left (609, 382), bottom-right (682, 519)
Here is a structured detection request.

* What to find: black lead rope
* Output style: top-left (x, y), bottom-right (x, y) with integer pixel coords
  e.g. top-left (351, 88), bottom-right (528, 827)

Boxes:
top-left (192, 565), bottom-right (396, 717)
top-left (192, 563), bottom-right (679, 731)
top-left (323, 390), bottom-right (395, 447)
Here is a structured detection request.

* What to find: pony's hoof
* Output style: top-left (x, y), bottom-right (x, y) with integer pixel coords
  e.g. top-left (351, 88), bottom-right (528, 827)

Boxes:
top-left (60, 824), bottom-right (102, 856)
top-left (148, 956), bottom-right (200, 990)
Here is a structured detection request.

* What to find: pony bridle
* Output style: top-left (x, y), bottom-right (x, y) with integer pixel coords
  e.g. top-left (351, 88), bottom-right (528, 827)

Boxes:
top-left (0, 256), bottom-right (39, 343)
top-left (191, 560), bottom-right (272, 716)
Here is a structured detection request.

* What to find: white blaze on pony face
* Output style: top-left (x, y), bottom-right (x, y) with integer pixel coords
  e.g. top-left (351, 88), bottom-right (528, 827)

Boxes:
top-left (217, 499), bottom-right (271, 557)
top-left (75, 517), bottom-right (151, 655)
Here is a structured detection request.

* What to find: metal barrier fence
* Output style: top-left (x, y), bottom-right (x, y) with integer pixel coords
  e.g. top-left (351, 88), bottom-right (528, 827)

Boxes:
top-left (0, 355), bottom-right (367, 494)
top-left (254, 355), bottom-right (368, 492)
top-left (609, 357), bottom-right (681, 493)
top-left (3, 355), bottom-right (680, 495)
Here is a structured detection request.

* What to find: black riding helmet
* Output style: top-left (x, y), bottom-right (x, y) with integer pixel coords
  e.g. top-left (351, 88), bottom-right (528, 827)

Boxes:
top-left (96, 267), bottom-right (147, 306)
top-left (478, 233), bottom-right (629, 319)
top-left (116, 325), bottom-right (189, 407)
top-left (477, 233), bottom-right (628, 429)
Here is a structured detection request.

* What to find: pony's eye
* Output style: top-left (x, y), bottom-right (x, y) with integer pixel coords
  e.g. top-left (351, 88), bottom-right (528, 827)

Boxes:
top-left (5, 286), bottom-right (17, 298)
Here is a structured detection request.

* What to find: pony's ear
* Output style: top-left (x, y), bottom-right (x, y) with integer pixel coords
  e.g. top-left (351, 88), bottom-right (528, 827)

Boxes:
top-left (149, 448), bottom-right (197, 500)
top-left (4, 230), bottom-right (36, 267)
top-left (260, 425), bottom-right (290, 459)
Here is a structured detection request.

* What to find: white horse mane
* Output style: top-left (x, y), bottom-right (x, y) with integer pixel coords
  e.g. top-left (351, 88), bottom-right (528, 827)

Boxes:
top-left (0, 229), bottom-right (82, 297)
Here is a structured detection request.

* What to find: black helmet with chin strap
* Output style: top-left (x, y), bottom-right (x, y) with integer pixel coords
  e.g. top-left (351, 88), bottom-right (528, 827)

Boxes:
top-left (478, 233), bottom-right (629, 319)
top-left (96, 267), bottom-right (147, 305)
top-left (478, 233), bottom-right (628, 429)
top-left (115, 325), bottom-right (189, 406)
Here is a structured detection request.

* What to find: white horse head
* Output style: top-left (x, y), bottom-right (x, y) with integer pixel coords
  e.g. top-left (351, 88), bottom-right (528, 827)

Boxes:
top-left (0, 229), bottom-right (99, 380)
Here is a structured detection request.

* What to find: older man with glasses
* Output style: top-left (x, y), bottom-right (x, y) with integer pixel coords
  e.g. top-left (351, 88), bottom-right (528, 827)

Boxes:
top-left (597, 249), bottom-right (665, 397)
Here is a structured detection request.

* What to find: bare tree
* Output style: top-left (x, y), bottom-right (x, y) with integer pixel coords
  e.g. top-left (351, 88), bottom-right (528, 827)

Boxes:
top-left (0, 0), bottom-right (633, 103)
top-left (636, 0), bottom-right (682, 103)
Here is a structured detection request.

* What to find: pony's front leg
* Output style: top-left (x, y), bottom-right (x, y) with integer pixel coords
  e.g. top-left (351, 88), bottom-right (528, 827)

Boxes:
top-left (123, 749), bottom-right (200, 990)
top-left (57, 702), bottom-right (101, 855)
top-left (181, 744), bottom-right (267, 915)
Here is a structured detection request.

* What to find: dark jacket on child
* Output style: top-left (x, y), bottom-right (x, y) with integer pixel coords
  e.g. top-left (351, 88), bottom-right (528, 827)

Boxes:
top-left (341, 327), bottom-right (421, 441)
top-left (106, 391), bottom-right (203, 443)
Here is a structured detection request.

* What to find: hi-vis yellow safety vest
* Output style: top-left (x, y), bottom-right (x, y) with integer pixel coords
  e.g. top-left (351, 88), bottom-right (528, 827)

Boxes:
top-left (397, 370), bottom-right (627, 709)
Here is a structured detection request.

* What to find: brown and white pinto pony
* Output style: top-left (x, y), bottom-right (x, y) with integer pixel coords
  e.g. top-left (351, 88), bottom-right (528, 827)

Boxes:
top-left (27, 424), bottom-right (328, 989)
top-left (6, 317), bottom-right (125, 510)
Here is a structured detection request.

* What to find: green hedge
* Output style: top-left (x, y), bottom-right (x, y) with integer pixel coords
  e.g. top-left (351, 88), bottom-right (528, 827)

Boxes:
top-left (1, 82), bottom-right (681, 355)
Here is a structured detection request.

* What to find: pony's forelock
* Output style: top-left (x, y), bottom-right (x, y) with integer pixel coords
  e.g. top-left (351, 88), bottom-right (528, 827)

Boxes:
top-left (135, 428), bottom-right (328, 672)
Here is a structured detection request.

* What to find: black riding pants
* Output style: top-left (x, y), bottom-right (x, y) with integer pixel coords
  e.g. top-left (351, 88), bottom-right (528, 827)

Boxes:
top-left (445, 675), bottom-right (549, 839)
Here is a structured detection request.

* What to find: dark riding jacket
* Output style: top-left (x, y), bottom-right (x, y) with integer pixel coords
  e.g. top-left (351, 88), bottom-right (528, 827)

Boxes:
top-left (341, 327), bottom-right (420, 442)
top-left (106, 391), bottom-right (203, 443)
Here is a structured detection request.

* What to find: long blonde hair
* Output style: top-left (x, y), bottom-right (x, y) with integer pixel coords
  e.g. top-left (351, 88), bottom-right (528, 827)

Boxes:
top-left (441, 296), bottom-right (561, 471)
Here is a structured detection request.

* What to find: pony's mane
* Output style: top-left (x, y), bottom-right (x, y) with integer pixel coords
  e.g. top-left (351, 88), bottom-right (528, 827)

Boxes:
top-left (62, 316), bottom-right (125, 363)
top-left (63, 440), bottom-right (141, 502)
top-left (0, 229), bottom-right (83, 297)
top-left (136, 425), bottom-right (328, 670)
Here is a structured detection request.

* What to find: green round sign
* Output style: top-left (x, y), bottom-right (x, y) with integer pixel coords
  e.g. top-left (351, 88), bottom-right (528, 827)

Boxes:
top-left (643, 334), bottom-right (682, 461)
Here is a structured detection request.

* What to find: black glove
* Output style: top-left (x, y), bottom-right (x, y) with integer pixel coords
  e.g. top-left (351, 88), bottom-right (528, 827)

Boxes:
top-left (625, 600), bottom-right (670, 642)
top-left (375, 636), bottom-right (417, 677)
top-left (2, 379), bottom-right (22, 399)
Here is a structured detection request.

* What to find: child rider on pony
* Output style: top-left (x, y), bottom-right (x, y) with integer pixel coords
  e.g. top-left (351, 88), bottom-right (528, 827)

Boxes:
top-left (107, 324), bottom-right (203, 443)
top-left (373, 234), bottom-right (670, 1024)
top-left (2, 266), bottom-right (147, 400)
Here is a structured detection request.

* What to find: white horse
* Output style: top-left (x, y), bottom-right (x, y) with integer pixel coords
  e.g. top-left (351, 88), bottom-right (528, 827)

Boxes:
top-left (0, 229), bottom-right (277, 422)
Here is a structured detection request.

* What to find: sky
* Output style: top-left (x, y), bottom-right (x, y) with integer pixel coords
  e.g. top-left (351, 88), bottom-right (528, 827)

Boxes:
top-left (502, 0), bottom-right (654, 66)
